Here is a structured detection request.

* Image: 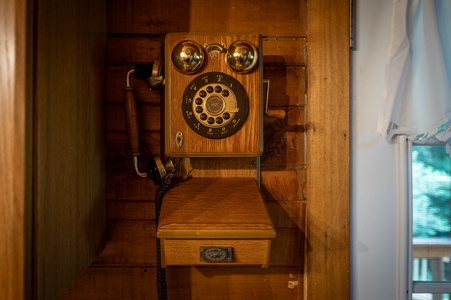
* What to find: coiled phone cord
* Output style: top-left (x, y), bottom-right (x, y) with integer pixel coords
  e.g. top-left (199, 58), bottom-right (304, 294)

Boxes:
top-left (154, 170), bottom-right (176, 300)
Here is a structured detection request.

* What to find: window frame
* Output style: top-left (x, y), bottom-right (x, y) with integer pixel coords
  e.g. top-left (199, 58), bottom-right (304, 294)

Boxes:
top-left (397, 136), bottom-right (451, 299)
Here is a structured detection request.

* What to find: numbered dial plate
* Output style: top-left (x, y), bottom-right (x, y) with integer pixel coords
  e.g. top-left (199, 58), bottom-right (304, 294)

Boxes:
top-left (182, 72), bottom-right (249, 139)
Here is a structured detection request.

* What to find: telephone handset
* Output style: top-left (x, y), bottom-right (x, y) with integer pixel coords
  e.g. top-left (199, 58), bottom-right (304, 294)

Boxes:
top-left (123, 59), bottom-right (171, 185)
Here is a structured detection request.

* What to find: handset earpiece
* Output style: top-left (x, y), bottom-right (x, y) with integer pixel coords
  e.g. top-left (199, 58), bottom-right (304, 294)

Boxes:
top-left (146, 155), bottom-right (174, 186)
top-left (133, 60), bottom-right (164, 90)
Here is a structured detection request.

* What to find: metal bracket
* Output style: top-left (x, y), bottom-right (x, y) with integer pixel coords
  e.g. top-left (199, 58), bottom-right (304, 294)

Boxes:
top-left (204, 43), bottom-right (226, 59)
top-left (263, 79), bottom-right (286, 119)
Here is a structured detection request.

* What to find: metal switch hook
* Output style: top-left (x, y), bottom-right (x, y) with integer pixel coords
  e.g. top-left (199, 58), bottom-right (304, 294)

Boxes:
top-left (132, 60), bottom-right (164, 90)
top-left (264, 79), bottom-right (286, 119)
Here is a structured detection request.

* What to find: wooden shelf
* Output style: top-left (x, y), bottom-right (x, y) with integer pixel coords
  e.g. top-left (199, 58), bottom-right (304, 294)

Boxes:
top-left (157, 177), bottom-right (275, 267)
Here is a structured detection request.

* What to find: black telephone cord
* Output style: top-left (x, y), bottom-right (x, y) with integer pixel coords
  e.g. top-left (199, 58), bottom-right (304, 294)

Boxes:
top-left (154, 171), bottom-right (175, 300)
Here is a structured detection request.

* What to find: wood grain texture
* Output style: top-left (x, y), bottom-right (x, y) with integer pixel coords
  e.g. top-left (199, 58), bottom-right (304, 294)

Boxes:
top-left (261, 169), bottom-right (306, 201)
top-left (107, 201), bottom-right (155, 220)
top-left (91, 219), bottom-right (302, 267)
top-left (123, 87), bottom-right (141, 156)
top-left (306, 0), bottom-right (350, 299)
top-left (106, 131), bottom-right (161, 162)
top-left (157, 178), bottom-right (275, 235)
top-left (106, 163), bottom-right (158, 200)
top-left (161, 239), bottom-right (271, 267)
top-left (33, 0), bottom-right (107, 298)
top-left (61, 266), bottom-right (303, 300)
top-left (106, 36), bottom-right (163, 64)
top-left (179, 157), bottom-right (258, 179)
top-left (263, 37), bottom-right (307, 66)
top-left (107, 0), bottom-right (307, 36)
top-left (93, 220), bottom-right (156, 266)
top-left (0, 0), bottom-right (30, 298)
top-left (164, 33), bottom-right (263, 157)
top-left (263, 66), bottom-right (307, 107)
top-left (157, 178), bottom-right (275, 267)
top-left (261, 131), bottom-right (306, 166)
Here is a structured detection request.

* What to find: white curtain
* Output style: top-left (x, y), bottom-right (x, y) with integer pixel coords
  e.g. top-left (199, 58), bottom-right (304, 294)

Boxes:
top-left (378, 0), bottom-right (451, 153)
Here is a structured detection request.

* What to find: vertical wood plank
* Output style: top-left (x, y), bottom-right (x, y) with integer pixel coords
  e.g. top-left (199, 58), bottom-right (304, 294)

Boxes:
top-left (33, 0), bottom-right (107, 298)
top-left (0, 0), bottom-right (30, 299)
top-left (306, 0), bottom-right (350, 299)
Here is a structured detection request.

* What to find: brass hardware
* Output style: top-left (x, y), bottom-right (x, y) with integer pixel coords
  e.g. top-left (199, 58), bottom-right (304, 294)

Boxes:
top-left (176, 132), bottom-right (183, 148)
top-left (200, 247), bottom-right (233, 262)
top-left (225, 41), bottom-right (258, 73)
top-left (171, 40), bottom-right (205, 74)
top-left (204, 43), bottom-right (226, 59)
top-left (147, 59), bottom-right (164, 90)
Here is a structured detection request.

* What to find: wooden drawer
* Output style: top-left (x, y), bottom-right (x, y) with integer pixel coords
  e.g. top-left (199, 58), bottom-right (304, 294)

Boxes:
top-left (160, 239), bottom-right (272, 267)
top-left (157, 177), bottom-right (276, 268)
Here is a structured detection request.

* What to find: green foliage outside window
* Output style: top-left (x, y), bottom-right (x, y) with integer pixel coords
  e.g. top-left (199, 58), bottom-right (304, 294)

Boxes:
top-left (412, 145), bottom-right (451, 238)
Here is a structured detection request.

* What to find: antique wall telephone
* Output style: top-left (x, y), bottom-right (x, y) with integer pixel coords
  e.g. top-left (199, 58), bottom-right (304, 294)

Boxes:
top-left (124, 33), bottom-right (264, 179)
top-left (123, 33), bottom-right (276, 300)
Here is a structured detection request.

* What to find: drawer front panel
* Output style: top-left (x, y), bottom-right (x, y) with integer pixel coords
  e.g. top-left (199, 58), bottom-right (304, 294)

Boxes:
top-left (161, 239), bottom-right (271, 267)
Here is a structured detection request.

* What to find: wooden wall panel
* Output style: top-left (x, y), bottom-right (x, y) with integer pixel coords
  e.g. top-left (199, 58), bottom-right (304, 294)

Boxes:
top-left (107, 104), bottom-right (161, 131)
top-left (61, 266), bottom-right (303, 300)
top-left (306, 0), bottom-right (350, 299)
top-left (93, 220), bottom-right (157, 266)
top-left (107, 0), bottom-right (307, 36)
top-left (89, 216), bottom-right (304, 267)
top-left (107, 66), bottom-right (163, 104)
top-left (61, 267), bottom-right (156, 299)
top-left (106, 37), bottom-right (306, 66)
top-left (60, 0), bottom-right (343, 298)
top-left (262, 130), bottom-right (306, 166)
top-left (33, 0), bottom-right (107, 298)
top-left (264, 67), bottom-right (307, 107)
top-left (107, 201), bottom-right (155, 219)
top-left (107, 0), bottom-right (191, 34)
top-left (261, 169), bottom-right (305, 201)
top-left (107, 37), bottom-right (163, 64)
top-left (184, 267), bottom-right (303, 299)
top-left (106, 166), bottom-right (157, 200)
top-left (0, 0), bottom-right (31, 298)
top-left (263, 37), bottom-right (307, 66)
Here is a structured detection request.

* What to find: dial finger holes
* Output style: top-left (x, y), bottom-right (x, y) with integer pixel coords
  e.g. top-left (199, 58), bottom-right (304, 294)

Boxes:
top-left (194, 83), bottom-right (236, 127)
top-left (181, 72), bottom-right (249, 139)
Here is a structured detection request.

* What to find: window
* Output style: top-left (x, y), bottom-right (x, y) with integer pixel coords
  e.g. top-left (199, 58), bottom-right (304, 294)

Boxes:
top-left (381, 1), bottom-right (451, 298)
top-left (411, 144), bottom-right (451, 299)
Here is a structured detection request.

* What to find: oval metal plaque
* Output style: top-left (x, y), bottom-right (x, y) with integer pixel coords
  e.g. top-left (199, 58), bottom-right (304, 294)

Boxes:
top-left (200, 247), bottom-right (233, 262)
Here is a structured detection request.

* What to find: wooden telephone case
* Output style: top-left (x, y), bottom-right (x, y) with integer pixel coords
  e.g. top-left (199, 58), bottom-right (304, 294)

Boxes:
top-left (164, 33), bottom-right (263, 157)
top-left (157, 33), bottom-right (275, 268)
top-left (124, 33), bottom-right (275, 268)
